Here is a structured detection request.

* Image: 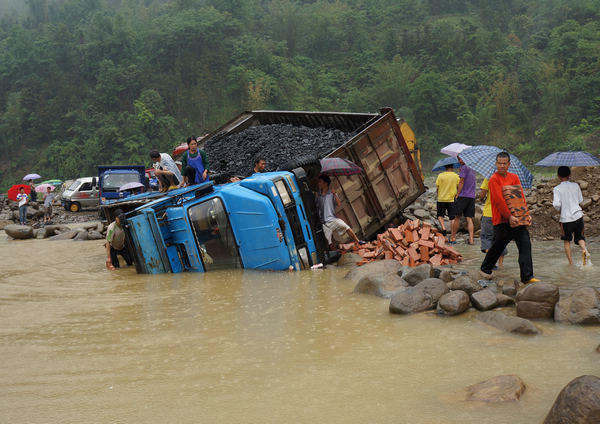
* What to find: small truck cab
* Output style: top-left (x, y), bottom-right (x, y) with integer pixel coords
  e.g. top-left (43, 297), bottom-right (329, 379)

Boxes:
top-left (98, 165), bottom-right (148, 205)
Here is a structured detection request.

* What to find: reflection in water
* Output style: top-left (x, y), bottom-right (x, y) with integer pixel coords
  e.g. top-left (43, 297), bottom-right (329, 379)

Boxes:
top-left (0, 234), bottom-right (598, 423)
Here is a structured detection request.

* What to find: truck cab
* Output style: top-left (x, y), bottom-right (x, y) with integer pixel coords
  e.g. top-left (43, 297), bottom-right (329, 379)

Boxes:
top-left (61, 177), bottom-right (99, 212)
top-left (98, 165), bottom-right (148, 205)
top-left (103, 168), bottom-right (329, 274)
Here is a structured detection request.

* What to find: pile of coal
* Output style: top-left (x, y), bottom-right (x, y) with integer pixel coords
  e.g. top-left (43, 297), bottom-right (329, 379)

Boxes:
top-left (204, 124), bottom-right (351, 177)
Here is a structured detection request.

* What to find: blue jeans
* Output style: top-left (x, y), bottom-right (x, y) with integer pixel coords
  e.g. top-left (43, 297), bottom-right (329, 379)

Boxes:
top-left (19, 205), bottom-right (27, 224)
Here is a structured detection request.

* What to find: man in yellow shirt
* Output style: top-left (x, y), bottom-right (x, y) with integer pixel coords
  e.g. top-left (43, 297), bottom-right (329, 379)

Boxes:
top-left (479, 178), bottom-right (507, 267)
top-left (435, 164), bottom-right (460, 236)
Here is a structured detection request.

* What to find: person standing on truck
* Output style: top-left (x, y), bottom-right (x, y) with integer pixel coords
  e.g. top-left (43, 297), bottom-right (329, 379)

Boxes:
top-left (181, 136), bottom-right (209, 186)
top-left (16, 187), bottom-right (28, 225)
top-left (552, 166), bottom-right (590, 265)
top-left (149, 150), bottom-right (182, 192)
top-left (105, 209), bottom-right (132, 271)
top-left (316, 175), bottom-right (364, 249)
top-left (450, 156), bottom-right (476, 244)
top-left (480, 152), bottom-right (538, 284)
top-left (435, 164), bottom-right (460, 238)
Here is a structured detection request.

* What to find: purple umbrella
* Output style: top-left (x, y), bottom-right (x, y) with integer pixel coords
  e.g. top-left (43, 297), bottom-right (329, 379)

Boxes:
top-left (319, 157), bottom-right (363, 176)
top-left (23, 173), bottom-right (42, 181)
top-left (119, 182), bottom-right (145, 191)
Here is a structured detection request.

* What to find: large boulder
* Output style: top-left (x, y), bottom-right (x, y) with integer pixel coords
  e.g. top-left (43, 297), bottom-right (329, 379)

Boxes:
top-left (543, 375), bottom-right (600, 424)
top-left (0, 219), bottom-right (14, 230)
top-left (353, 274), bottom-right (408, 298)
top-left (337, 253), bottom-right (362, 267)
top-left (48, 230), bottom-right (79, 241)
top-left (389, 278), bottom-right (449, 314)
top-left (471, 288), bottom-right (499, 311)
top-left (478, 311), bottom-right (540, 335)
top-left (516, 282), bottom-right (560, 320)
top-left (4, 224), bottom-right (34, 239)
top-left (448, 275), bottom-right (482, 295)
top-left (402, 264), bottom-right (433, 286)
top-left (345, 259), bottom-right (404, 281)
top-left (73, 230), bottom-right (89, 241)
top-left (462, 375), bottom-right (526, 402)
top-left (437, 290), bottom-right (470, 316)
top-left (87, 230), bottom-right (104, 240)
top-left (554, 288), bottom-right (600, 325)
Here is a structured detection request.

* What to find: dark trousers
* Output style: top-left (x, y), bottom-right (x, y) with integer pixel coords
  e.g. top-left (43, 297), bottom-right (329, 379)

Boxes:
top-left (110, 246), bottom-right (132, 268)
top-left (157, 173), bottom-right (179, 189)
top-left (481, 223), bottom-right (533, 282)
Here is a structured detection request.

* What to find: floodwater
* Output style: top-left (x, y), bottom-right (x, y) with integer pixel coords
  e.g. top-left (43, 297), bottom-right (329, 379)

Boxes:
top-left (0, 232), bottom-right (598, 424)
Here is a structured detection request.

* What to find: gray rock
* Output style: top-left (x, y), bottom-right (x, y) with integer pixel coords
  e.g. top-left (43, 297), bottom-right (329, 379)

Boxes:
top-left (87, 230), bottom-right (104, 240)
top-left (516, 282), bottom-right (560, 304)
top-left (73, 230), bottom-right (89, 241)
top-left (448, 275), bottom-right (481, 295)
top-left (554, 287), bottom-right (600, 325)
top-left (471, 288), bottom-right (499, 311)
top-left (345, 259), bottom-right (404, 281)
top-left (413, 208), bottom-right (430, 219)
top-left (4, 224), bottom-right (34, 239)
top-left (478, 311), bottom-right (540, 335)
top-left (516, 300), bottom-right (555, 320)
top-left (463, 375), bottom-right (526, 403)
top-left (543, 375), bottom-right (600, 424)
top-left (437, 290), bottom-right (470, 316)
top-left (437, 268), bottom-right (457, 282)
top-left (501, 279), bottom-right (519, 296)
top-left (389, 278), bottom-right (449, 314)
top-left (580, 198), bottom-right (593, 209)
top-left (403, 264), bottom-right (433, 286)
top-left (496, 293), bottom-right (515, 307)
top-left (48, 230), bottom-right (78, 241)
top-left (354, 273), bottom-right (408, 298)
top-left (337, 252), bottom-right (362, 267)
top-left (0, 219), bottom-right (14, 230)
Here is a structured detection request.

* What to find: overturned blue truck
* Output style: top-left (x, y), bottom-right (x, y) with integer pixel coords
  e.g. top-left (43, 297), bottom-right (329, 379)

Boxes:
top-left (102, 109), bottom-right (425, 273)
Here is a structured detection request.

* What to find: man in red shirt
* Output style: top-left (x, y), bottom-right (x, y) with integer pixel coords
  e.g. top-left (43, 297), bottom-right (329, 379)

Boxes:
top-left (480, 152), bottom-right (539, 284)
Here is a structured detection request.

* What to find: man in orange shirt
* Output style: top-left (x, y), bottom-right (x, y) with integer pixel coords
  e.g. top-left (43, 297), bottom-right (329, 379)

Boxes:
top-left (480, 152), bottom-right (539, 284)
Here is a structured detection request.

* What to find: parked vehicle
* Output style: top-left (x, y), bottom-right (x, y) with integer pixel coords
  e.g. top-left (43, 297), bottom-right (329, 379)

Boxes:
top-left (61, 177), bottom-right (99, 212)
top-left (98, 165), bottom-right (148, 205)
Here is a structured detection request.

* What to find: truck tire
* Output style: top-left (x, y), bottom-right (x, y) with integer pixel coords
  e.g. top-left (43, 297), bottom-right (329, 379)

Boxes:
top-left (278, 155), bottom-right (322, 180)
top-left (69, 202), bottom-right (81, 212)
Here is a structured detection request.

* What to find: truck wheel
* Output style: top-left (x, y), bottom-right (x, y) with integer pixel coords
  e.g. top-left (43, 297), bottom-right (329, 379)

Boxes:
top-left (278, 155), bottom-right (322, 180)
top-left (69, 202), bottom-right (81, 212)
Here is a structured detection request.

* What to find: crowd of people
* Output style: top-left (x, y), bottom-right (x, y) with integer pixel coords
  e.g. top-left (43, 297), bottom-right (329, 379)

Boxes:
top-left (435, 151), bottom-right (591, 285)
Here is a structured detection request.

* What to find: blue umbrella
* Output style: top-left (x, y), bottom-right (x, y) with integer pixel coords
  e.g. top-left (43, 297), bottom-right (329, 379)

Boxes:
top-left (432, 156), bottom-right (460, 172)
top-left (459, 145), bottom-right (534, 188)
top-left (535, 151), bottom-right (600, 167)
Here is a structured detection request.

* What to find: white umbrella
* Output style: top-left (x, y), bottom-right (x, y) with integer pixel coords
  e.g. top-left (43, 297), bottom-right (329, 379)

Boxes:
top-left (119, 182), bottom-right (144, 191)
top-left (440, 143), bottom-right (470, 157)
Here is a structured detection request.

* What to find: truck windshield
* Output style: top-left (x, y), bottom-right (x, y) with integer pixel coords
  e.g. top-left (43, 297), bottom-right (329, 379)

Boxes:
top-left (103, 173), bottom-right (139, 191)
top-left (188, 198), bottom-right (241, 270)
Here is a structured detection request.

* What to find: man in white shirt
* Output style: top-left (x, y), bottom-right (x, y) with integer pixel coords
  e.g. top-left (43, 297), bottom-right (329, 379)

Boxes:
top-left (553, 166), bottom-right (589, 265)
top-left (150, 150), bottom-right (183, 192)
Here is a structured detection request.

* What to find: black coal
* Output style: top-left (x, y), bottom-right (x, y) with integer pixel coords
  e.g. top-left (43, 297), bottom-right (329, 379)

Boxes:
top-left (204, 124), bottom-right (351, 177)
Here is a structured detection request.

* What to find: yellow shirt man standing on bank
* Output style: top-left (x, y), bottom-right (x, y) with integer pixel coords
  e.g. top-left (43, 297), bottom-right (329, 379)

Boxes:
top-left (435, 164), bottom-right (460, 236)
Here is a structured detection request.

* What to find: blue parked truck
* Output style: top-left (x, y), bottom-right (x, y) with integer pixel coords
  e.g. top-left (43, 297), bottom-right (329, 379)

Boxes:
top-left (98, 165), bottom-right (148, 205)
top-left (103, 167), bottom-right (329, 273)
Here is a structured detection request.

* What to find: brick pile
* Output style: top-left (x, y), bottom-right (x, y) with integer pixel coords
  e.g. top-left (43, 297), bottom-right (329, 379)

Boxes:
top-left (339, 219), bottom-right (463, 267)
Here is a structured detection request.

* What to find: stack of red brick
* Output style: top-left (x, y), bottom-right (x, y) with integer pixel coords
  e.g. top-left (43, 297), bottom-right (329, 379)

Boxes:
top-left (338, 219), bottom-right (463, 267)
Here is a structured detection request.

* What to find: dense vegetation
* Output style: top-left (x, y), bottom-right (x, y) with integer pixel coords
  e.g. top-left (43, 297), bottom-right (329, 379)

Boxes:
top-left (0, 0), bottom-right (599, 188)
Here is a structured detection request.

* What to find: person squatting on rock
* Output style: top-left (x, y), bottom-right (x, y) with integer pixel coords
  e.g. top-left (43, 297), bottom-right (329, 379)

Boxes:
top-left (16, 187), bottom-right (28, 225)
top-left (479, 177), bottom-right (507, 268)
top-left (105, 209), bottom-right (132, 271)
top-left (480, 152), bottom-right (539, 284)
top-left (181, 136), bottom-right (210, 186)
top-left (451, 156), bottom-right (476, 244)
top-left (149, 150), bottom-right (182, 192)
top-left (552, 166), bottom-right (590, 265)
top-left (315, 175), bottom-right (364, 249)
top-left (43, 186), bottom-right (55, 224)
top-left (435, 164), bottom-right (460, 238)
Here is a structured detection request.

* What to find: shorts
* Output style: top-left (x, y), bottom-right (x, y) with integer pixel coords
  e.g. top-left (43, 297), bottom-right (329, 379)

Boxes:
top-left (44, 204), bottom-right (53, 217)
top-left (454, 196), bottom-right (475, 218)
top-left (436, 202), bottom-right (455, 219)
top-left (560, 217), bottom-right (585, 243)
top-left (323, 218), bottom-right (351, 244)
top-left (480, 216), bottom-right (508, 255)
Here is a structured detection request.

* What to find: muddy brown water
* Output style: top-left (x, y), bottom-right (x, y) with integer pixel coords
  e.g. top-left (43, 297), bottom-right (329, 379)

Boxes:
top-left (1, 233), bottom-right (598, 423)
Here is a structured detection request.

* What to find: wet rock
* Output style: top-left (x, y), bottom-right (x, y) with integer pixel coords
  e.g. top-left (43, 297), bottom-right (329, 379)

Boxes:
top-left (477, 311), bottom-right (540, 335)
top-left (345, 259), bottom-right (404, 281)
top-left (4, 224), bottom-right (34, 239)
top-left (336, 253), bottom-right (362, 267)
top-left (87, 230), bottom-right (104, 240)
top-left (0, 219), bottom-right (14, 230)
top-left (501, 279), bottom-right (519, 296)
top-left (437, 268), bottom-right (458, 283)
top-left (543, 375), bottom-right (600, 424)
top-left (516, 282), bottom-right (560, 320)
top-left (389, 278), bottom-right (448, 314)
top-left (580, 198), bottom-right (593, 209)
top-left (463, 375), bottom-right (526, 402)
top-left (471, 288), bottom-right (498, 311)
top-left (554, 287), bottom-right (600, 325)
top-left (402, 264), bottom-right (433, 286)
top-left (448, 275), bottom-right (481, 295)
top-left (48, 230), bottom-right (78, 241)
top-left (437, 290), bottom-right (470, 316)
top-left (73, 230), bottom-right (89, 241)
top-left (354, 274), bottom-right (408, 298)
top-left (413, 209), bottom-right (430, 219)
top-left (495, 293), bottom-right (515, 307)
